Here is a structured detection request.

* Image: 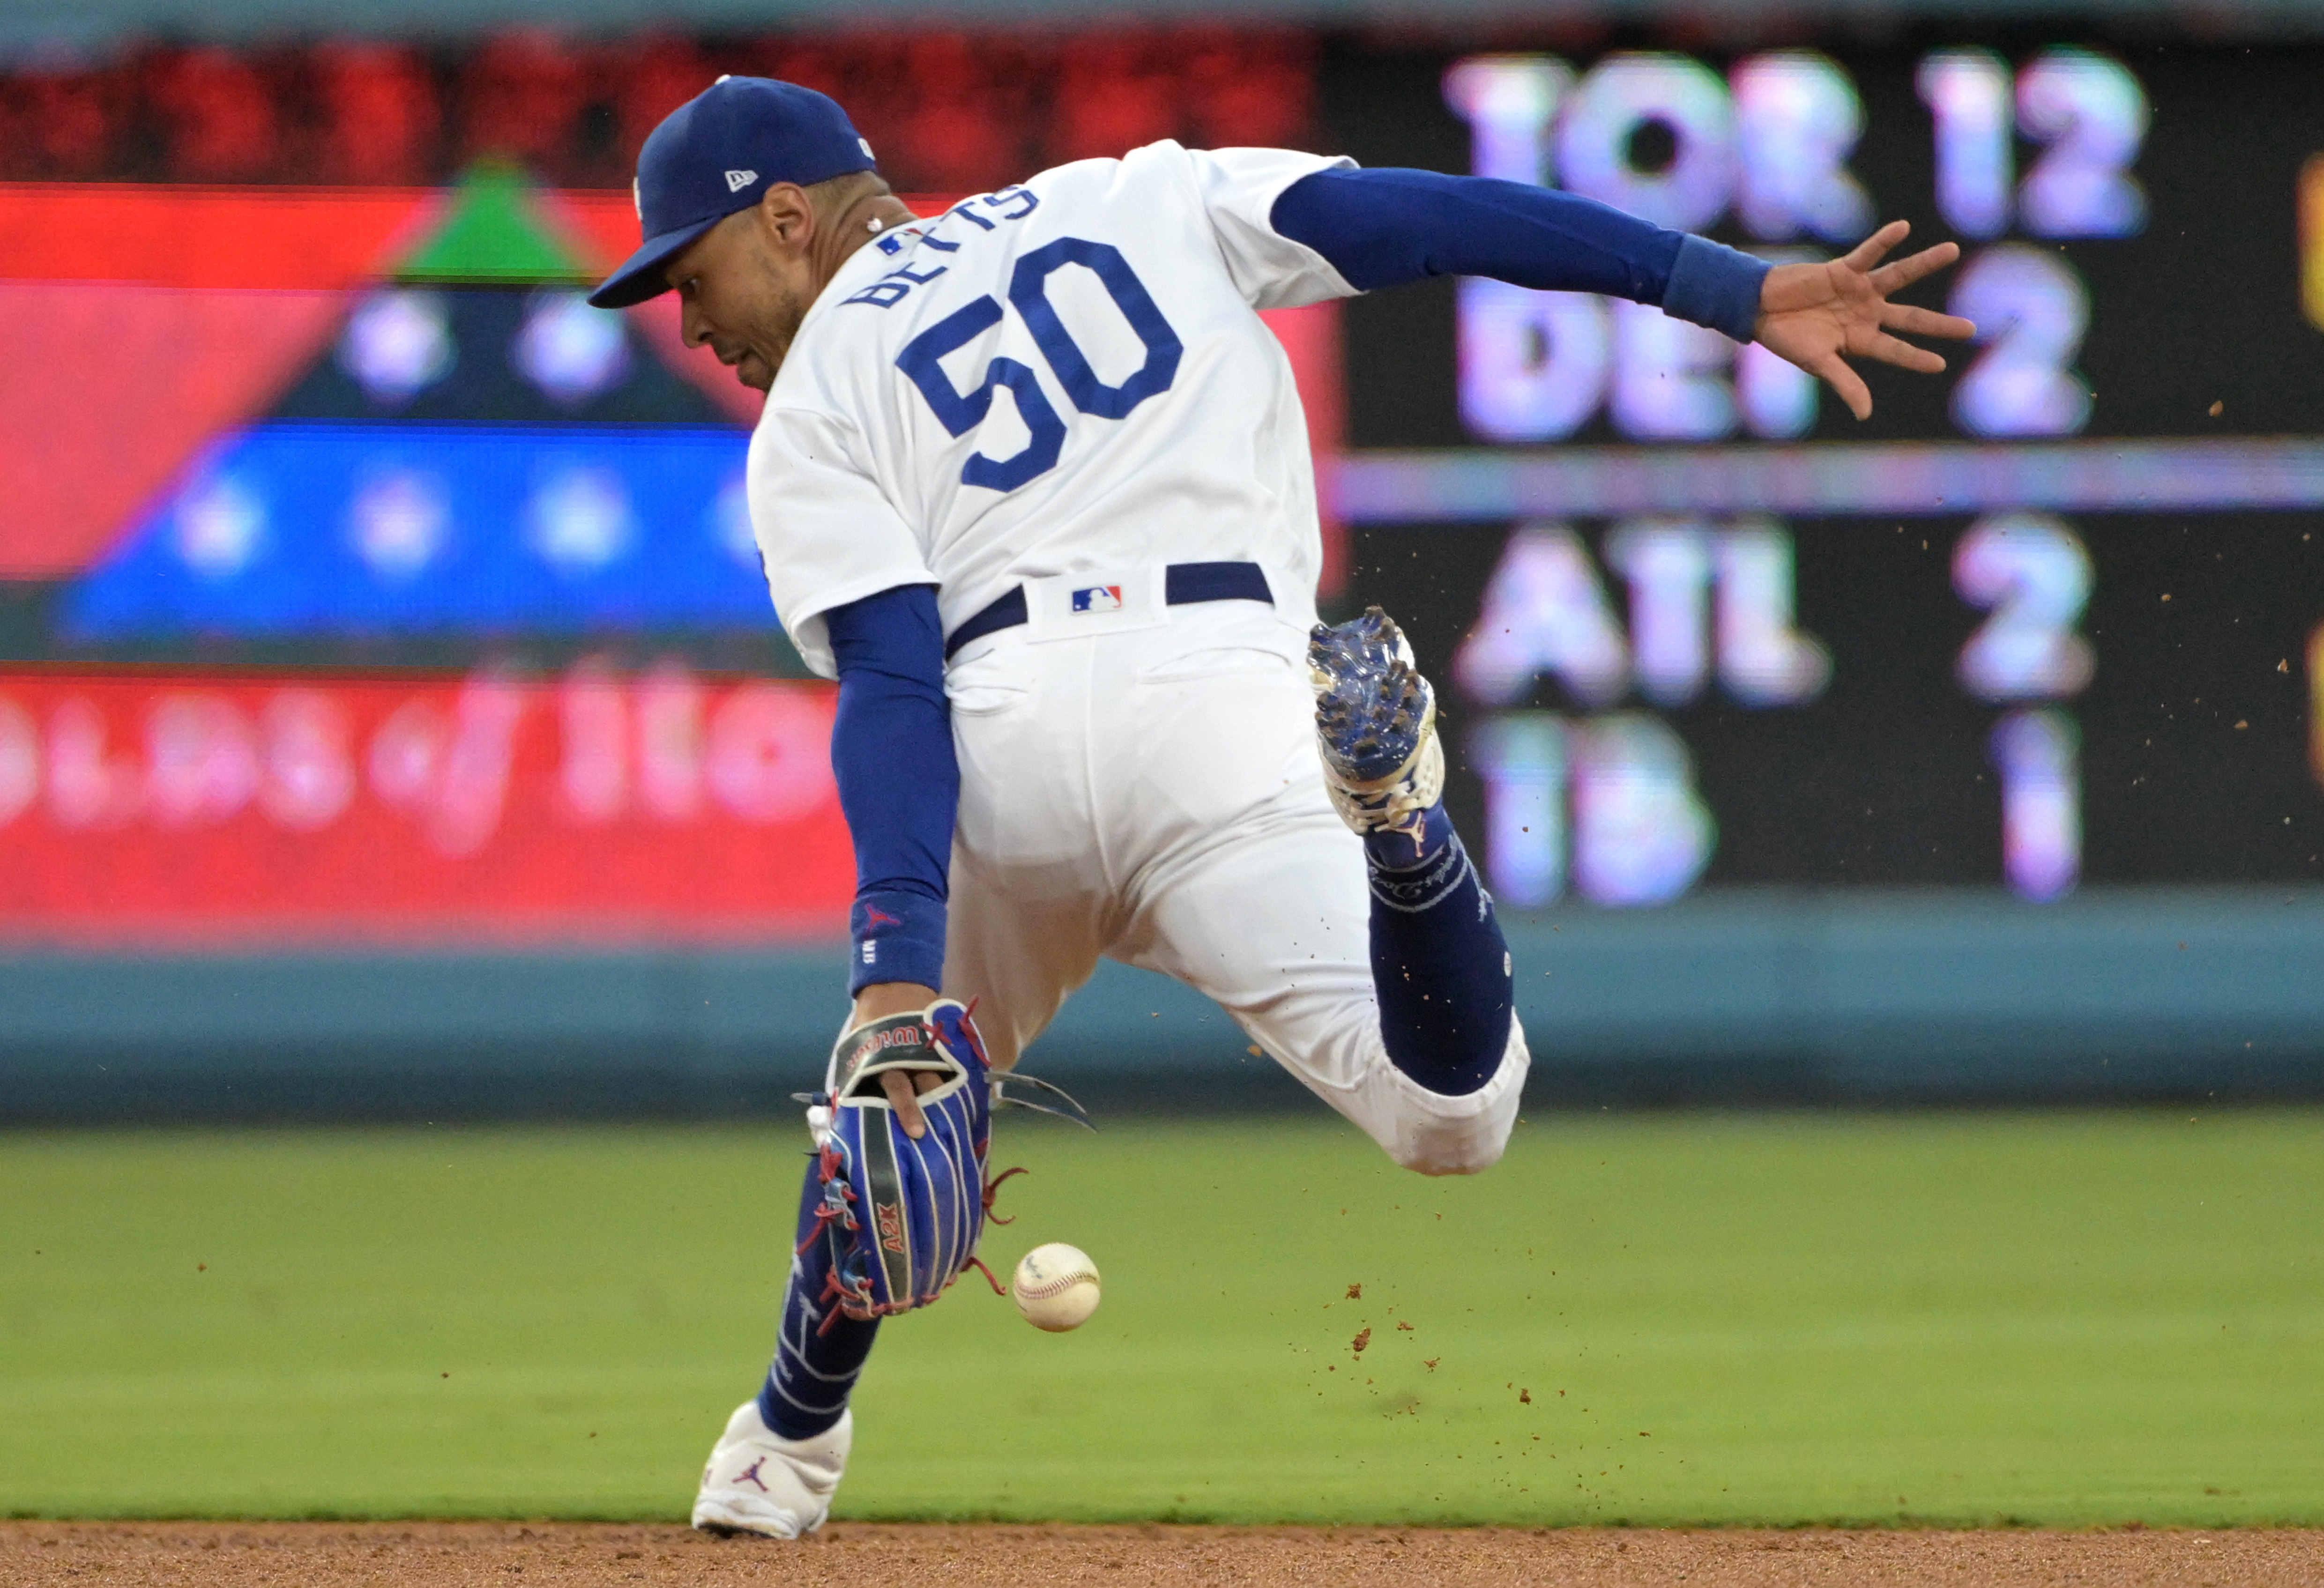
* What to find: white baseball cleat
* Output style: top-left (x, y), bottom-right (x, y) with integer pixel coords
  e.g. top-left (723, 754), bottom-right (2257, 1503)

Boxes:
top-left (1308, 606), bottom-right (1445, 851)
top-left (690, 1399), bottom-right (851, 1539)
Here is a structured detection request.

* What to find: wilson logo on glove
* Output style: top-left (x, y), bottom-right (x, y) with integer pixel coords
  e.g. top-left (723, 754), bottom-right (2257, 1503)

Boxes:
top-left (832, 1018), bottom-right (929, 1097)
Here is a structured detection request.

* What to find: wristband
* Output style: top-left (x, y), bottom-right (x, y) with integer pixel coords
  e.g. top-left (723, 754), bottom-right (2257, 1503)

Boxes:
top-left (848, 888), bottom-right (947, 995)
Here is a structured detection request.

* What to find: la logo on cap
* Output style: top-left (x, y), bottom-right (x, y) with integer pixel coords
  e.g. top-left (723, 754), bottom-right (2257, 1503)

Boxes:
top-left (725, 169), bottom-right (759, 192)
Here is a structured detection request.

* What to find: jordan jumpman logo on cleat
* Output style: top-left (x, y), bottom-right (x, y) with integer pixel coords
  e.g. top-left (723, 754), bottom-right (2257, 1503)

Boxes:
top-left (1308, 607), bottom-right (1445, 856)
top-left (733, 1457), bottom-right (772, 1492)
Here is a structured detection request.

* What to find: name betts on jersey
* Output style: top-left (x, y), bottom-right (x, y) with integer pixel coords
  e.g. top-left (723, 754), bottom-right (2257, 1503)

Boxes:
top-left (742, 142), bottom-right (1356, 679)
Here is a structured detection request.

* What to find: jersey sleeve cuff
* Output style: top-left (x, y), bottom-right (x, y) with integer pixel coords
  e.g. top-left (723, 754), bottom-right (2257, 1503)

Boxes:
top-left (849, 889), bottom-right (948, 997)
top-left (781, 566), bottom-right (941, 680)
top-left (1662, 234), bottom-right (1772, 344)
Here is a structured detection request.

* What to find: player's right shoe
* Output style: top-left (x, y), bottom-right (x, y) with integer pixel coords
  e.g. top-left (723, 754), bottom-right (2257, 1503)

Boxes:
top-left (690, 1399), bottom-right (850, 1540)
top-left (1308, 606), bottom-right (1445, 854)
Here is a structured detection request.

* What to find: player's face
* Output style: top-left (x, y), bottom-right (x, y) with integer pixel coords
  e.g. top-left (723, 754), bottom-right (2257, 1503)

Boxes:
top-left (664, 206), bottom-right (816, 393)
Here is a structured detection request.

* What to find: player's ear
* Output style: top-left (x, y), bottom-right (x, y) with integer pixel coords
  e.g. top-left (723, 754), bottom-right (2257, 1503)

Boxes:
top-left (752, 183), bottom-right (817, 256)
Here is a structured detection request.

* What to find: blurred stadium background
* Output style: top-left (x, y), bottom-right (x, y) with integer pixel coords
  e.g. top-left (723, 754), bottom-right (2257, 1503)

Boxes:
top-left (7, 0), bottom-right (2324, 1538)
top-left (0, 0), bottom-right (2320, 1124)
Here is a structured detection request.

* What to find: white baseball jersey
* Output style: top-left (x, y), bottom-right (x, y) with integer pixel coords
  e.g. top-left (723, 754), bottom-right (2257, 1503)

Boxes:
top-left (745, 141), bottom-right (1358, 677)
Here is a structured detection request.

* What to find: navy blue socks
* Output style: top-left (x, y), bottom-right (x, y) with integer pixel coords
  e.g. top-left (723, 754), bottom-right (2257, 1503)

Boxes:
top-left (1365, 803), bottom-right (1514, 1096)
top-left (757, 1155), bottom-right (878, 1440)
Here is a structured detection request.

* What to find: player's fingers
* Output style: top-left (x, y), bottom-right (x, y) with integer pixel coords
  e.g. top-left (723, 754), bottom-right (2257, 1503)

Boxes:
top-left (914, 1070), bottom-right (944, 1094)
top-left (1858, 332), bottom-right (1949, 373)
top-left (1813, 353), bottom-right (1873, 420)
top-left (1839, 219), bottom-right (1910, 274)
top-left (1867, 240), bottom-right (1960, 295)
top-left (881, 1070), bottom-right (929, 1138)
top-left (1881, 302), bottom-right (1977, 340)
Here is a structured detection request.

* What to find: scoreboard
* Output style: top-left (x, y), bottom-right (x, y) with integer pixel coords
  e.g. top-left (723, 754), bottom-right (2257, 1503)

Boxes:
top-left (1325, 40), bottom-right (2324, 907)
top-left (2, 27), bottom-right (2320, 944)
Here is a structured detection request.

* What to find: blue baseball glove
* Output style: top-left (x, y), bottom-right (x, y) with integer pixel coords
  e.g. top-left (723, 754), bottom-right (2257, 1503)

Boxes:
top-left (800, 999), bottom-right (1014, 1323)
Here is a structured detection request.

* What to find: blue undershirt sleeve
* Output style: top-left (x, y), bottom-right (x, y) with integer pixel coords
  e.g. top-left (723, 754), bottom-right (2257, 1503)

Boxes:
top-left (1269, 166), bottom-right (1771, 344)
top-left (825, 583), bottom-right (955, 997)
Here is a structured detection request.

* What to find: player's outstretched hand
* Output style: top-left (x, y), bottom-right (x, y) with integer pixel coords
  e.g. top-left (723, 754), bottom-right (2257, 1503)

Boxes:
top-left (1753, 220), bottom-right (1977, 421)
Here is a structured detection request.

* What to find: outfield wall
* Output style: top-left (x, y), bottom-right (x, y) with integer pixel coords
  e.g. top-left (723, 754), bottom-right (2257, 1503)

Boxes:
top-left (1, 884), bottom-right (2317, 1121)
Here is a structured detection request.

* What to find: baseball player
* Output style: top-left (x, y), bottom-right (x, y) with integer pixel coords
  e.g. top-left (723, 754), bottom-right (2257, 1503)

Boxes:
top-left (586, 75), bottom-right (1970, 1538)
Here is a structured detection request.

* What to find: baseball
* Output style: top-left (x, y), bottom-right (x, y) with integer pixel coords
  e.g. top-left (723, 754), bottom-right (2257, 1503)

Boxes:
top-left (1012, 1242), bottom-right (1102, 1332)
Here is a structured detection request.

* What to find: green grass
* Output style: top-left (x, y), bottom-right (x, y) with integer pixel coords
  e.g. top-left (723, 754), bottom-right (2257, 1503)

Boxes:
top-left (1, 1110), bottom-right (2320, 1526)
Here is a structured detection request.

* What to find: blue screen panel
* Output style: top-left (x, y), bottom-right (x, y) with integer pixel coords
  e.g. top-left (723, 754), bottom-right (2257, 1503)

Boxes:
top-left (65, 422), bottom-right (771, 638)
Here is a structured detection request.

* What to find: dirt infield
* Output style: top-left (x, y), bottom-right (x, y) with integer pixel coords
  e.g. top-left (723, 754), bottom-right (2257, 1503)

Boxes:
top-left (3, 1522), bottom-right (2319, 1586)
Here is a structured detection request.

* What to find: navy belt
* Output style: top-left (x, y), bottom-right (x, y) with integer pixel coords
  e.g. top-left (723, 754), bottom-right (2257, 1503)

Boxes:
top-left (943, 561), bottom-right (1273, 661)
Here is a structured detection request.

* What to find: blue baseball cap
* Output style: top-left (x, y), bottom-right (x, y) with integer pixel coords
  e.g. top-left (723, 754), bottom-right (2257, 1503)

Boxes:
top-left (588, 76), bottom-right (878, 309)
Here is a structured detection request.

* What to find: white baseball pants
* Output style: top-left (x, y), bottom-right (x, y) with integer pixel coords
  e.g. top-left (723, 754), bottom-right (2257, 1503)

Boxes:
top-left (940, 594), bottom-right (1527, 1176)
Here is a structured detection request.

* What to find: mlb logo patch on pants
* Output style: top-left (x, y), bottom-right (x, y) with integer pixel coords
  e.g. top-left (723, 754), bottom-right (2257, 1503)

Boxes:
top-left (1022, 568), bottom-right (1164, 642)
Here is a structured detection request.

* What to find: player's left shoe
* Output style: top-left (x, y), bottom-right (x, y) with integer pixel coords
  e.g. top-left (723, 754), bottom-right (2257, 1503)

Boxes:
top-left (690, 1399), bottom-right (851, 1540)
top-left (1308, 606), bottom-right (1445, 854)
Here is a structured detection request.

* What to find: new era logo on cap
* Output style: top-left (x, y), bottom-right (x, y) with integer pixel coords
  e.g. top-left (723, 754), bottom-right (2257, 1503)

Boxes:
top-left (724, 169), bottom-right (758, 192)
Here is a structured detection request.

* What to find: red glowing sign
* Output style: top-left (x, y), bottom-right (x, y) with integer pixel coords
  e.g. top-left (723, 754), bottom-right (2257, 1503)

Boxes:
top-left (0, 667), bottom-right (853, 942)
